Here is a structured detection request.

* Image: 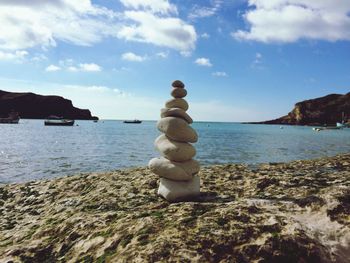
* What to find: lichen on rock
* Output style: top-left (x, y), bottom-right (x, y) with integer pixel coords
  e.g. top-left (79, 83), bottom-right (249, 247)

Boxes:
top-left (0, 154), bottom-right (349, 262)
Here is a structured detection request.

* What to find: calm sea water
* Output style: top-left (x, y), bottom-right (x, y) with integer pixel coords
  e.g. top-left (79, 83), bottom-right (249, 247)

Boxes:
top-left (1, 120), bottom-right (350, 183)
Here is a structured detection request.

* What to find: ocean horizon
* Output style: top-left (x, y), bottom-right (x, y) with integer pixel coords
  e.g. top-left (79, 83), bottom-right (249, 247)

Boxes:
top-left (1, 119), bottom-right (350, 184)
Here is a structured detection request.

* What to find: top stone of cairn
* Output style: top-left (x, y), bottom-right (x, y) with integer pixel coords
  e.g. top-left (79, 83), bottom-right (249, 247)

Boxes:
top-left (172, 80), bottom-right (185, 88)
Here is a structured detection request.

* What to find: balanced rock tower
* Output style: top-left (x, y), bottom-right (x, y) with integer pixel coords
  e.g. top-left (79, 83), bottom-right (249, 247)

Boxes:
top-left (149, 80), bottom-right (200, 202)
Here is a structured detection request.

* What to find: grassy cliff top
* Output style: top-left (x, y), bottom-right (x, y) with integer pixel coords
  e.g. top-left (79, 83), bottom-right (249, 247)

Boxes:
top-left (1, 154), bottom-right (349, 262)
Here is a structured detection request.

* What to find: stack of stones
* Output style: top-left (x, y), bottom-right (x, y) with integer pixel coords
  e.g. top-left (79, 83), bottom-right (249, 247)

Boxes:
top-left (149, 80), bottom-right (200, 202)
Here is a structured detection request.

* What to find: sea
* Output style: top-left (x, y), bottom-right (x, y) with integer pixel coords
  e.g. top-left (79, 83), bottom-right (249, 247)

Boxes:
top-left (1, 120), bottom-right (350, 183)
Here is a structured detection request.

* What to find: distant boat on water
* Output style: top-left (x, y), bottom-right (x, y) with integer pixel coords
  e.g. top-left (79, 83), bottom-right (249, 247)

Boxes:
top-left (44, 116), bottom-right (74, 126)
top-left (313, 126), bottom-right (342, 131)
top-left (0, 111), bottom-right (20, 124)
top-left (336, 112), bottom-right (349, 128)
top-left (336, 122), bottom-right (348, 128)
top-left (123, 119), bottom-right (142, 124)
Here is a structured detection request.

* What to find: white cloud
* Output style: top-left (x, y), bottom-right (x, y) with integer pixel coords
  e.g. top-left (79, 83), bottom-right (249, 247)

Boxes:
top-left (31, 54), bottom-right (48, 62)
top-left (45, 65), bottom-right (61, 72)
top-left (78, 63), bottom-right (102, 72)
top-left (67, 63), bottom-right (102, 72)
top-left (233, 0), bottom-right (350, 43)
top-left (67, 66), bottom-right (79, 72)
top-left (201, 33), bottom-right (210, 39)
top-left (0, 50), bottom-right (28, 61)
top-left (0, 0), bottom-right (120, 50)
top-left (212, 71), bottom-right (227, 77)
top-left (156, 51), bottom-right (168, 58)
top-left (189, 7), bottom-right (217, 19)
top-left (120, 0), bottom-right (177, 15)
top-left (195, 57), bottom-right (212, 67)
top-left (121, 52), bottom-right (146, 62)
top-left (251, 52), bottom-right (263, 68)
top-left (48, 60), bottom-right (102, 72)
top-left (188, 0), bottom-right (223, 20)
top-left (180, 51), bottom-right (192, 57)
top-left (118, 11), bottom-right (197, 52)
top-left (0, 0), bottom-right (197, 54)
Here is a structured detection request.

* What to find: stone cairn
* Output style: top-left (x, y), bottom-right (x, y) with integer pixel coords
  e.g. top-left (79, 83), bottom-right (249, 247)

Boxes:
top-left (149, 80), bottom-right (200, 202)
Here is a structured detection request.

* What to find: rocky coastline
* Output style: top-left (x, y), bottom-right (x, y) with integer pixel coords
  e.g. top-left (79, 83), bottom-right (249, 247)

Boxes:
top-left (0, 154), bottom-right (349, 262)
top-left (0, 90), bottom-right (98, 120)
top-left (248, 92), bottom-right (350, 126)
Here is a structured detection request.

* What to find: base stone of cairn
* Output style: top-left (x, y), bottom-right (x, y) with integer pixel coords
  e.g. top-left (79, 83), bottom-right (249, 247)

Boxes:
top-left (149, 80), bottom-right (200, 202)
top-left (158, 176), bottom-right (200, 202)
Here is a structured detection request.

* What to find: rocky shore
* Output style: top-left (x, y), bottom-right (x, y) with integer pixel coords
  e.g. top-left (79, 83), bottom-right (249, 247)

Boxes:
top-left (0, 154), bottom-right (349, 262)
top-left (248, 92), bottom-right (350, 126)
top-left (0, 90), bottom-right (98, 120)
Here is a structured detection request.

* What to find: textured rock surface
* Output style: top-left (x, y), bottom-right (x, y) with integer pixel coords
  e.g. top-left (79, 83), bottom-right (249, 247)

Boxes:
top-left (0, 154), bottom-right (349, 262)
top-left (148, 157), bottom-right (196, 181)
top-left (155, 134), bottom-right (196, 162)
top-left (171, 88), bottom-right (187, 98)
top-left (165, 98), bottom-right (189, 111)
top-left (157, 117), bottom-right (198, 143)
top-left (158, 176), bottom-right (200, 202)
top-left (172, 80), bottom-right (185, 88)
top-left (250, 92), bottom-right (350, 126)
top-left (0, 90), bottom-right (98, 120)
top-left (160, 108), bottom-right (193, 124)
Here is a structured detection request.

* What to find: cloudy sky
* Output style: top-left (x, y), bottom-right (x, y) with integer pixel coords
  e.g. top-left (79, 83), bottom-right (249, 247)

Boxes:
top-left (0, 0), bottom-right (349, 121)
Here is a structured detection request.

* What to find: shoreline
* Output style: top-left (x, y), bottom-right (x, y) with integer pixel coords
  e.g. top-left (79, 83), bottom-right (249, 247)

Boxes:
top-left (1, 154), bottom-right (349, 262)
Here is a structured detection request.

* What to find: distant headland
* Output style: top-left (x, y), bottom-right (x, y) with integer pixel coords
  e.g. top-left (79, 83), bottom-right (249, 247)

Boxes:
top-left (0, 90), bottom-right (98, 120)
top-left (249, 92), bottom-right (350, 126)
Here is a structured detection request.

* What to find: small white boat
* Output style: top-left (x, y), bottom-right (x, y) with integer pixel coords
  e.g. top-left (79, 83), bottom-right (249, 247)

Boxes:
top-left (336, 112), bottom-right (349, 128)
top-left (44, 116), bottom-right (74, 126)
top-left (313, 126), bottom-right (342, 131)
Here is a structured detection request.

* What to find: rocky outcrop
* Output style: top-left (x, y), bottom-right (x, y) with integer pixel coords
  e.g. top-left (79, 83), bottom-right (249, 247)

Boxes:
top-left (252, 92), bottom-right (350, 126)
top-left (0, 90), bottom-right (98, 120)
top-left (0, 154), bottom-right (349, 262)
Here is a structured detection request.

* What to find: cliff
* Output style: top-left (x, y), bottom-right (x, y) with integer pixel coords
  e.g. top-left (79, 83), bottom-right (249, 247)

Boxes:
top-left (0, 90), bottom-right (98, 120)
top-left (0, 154), bottom-right (349, 262)
top-left (253, 92), bottom-right (350, 126)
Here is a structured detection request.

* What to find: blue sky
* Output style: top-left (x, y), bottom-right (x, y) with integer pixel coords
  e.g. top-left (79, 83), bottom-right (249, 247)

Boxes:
top-left (0, 0), bottom-right (349, 121)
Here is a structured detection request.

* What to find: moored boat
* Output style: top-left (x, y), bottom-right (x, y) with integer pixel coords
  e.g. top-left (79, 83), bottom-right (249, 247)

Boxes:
top-left (336, 112), bottom-right (349, 128)
top-left (313, 126), bottom-right (342, 131)
top-left (0, 112), bottom-right (20, 124)
top-left (123, 119), bottom-right (142, 124)
top-left (44, 116), bottom-right (74, 126)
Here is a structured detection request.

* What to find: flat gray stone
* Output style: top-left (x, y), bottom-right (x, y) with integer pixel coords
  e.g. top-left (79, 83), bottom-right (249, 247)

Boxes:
top-left (161, 108), bottom-right (193, 124)
top-left (171, 88), bottom-right (187, 98)
top-left (158, 176), bottom-right (200, 202)
top-left (148, 157), bottom-right (200, 181)
top-left (165, 98), bottom-right (189, 111)
top-left (157, 117), bottom-right (198, 143)
top-left (155, 134), bottom-right (196, 162)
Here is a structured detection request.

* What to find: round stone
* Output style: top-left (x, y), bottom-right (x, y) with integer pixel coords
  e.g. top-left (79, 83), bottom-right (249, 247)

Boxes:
top-left (158, 176), bottom-right (200, 202)
top-left (148, 157), bottom-right (200, 181)
top-left (155, 134), bottom-right (196, 162)
top-left (177, 158), bottom-right (200, 176)
top-left (165, 98), bottom-right (188, 111)
top-left (171, 88), bottom-right (187, 98)
top-left (161, 108), bottom-right (193, 124)
top-left (157, 117), bottom-right (198, 143)
top-left (172, 80), bottom-right (185, 88)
